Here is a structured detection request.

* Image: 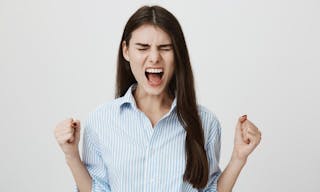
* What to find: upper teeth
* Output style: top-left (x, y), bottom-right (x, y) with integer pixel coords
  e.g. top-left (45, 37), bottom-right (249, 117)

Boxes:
top-left (146, 68), bottom-right (163, 73)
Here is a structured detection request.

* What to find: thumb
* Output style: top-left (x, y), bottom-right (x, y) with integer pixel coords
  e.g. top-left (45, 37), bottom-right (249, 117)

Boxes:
top-left (67, 119), bottom-right (80, 143)
top-left (72, 119), bottom-right (81, 141)
top-left (235, 115), bottom-right (247, 141)
top-left (239, 114), bottom-right (247, 124)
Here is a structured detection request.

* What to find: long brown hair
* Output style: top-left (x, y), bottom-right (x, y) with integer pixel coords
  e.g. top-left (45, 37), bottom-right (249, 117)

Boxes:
top-left (115, 5), bottom-right (209, 189)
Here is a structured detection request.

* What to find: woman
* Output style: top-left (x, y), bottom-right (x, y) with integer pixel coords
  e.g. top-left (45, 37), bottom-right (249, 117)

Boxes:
top-left (54, 5), bottom-right (261, 192)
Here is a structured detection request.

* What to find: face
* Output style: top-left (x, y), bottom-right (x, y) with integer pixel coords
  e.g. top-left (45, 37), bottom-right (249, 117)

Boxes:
top-left (122, 24), bottom-right (175, 97)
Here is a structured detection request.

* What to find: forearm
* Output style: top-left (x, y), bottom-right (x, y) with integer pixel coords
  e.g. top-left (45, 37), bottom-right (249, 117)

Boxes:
top-left (66, 154), bottom-right (92, 192)
top-left (217, 155), bottom-right (247, 192)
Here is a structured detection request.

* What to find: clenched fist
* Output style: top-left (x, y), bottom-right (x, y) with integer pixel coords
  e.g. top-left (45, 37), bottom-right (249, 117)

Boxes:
top-left (54, 118), bottom-right (81, 159)
top-left (232, 115), bottom-right (262, 162)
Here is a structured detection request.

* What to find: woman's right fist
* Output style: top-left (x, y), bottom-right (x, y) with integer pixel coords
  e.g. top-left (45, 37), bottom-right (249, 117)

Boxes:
top-left (54, 118), bottom-right (81, 158)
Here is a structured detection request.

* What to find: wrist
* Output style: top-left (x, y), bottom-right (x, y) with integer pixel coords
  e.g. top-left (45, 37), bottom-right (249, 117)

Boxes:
top-left (65, 152), bottom-right (81, 163)
top-left (230, 156), bottom-right (247, 168)
top-left (231, 150), bottom-right (248, 166)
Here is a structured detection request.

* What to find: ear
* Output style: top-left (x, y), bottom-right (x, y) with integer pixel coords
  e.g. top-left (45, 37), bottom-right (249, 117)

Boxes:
top-left (122, 41), bottom-right (130, 62)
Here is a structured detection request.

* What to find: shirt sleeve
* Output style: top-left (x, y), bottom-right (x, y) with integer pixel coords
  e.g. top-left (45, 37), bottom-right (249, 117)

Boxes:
top-left (74, 118), bottom-right (111, 192)
top-left (200, 118), bottom-right (222, 192)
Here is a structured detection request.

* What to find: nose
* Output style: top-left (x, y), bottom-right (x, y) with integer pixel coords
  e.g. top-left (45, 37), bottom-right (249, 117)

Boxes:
top-left (148, 48), bottom-right (160, 64)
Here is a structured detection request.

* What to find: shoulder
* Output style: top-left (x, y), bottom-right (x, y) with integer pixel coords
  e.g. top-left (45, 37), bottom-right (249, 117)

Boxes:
top-left (197, 104), bottom-right (220, 127)
top-left (197, 104), bottom-right (222, 145)
top-left (84, 97), bottom-right (123, 129)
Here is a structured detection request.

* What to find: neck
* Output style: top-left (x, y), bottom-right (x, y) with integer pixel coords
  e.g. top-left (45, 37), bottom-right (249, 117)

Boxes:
top-left (133, 85), bottom-right (173, 114)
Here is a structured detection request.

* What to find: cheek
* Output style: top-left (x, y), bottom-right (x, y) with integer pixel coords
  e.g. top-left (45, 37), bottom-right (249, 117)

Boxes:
top-left (128, 60), bottom-right (145, 80)
top-left (164, 53), bottom-right (175, 72)
top-left (129, 51), bottom-right (147, 67)
top-left (128, 50), bottom-right (144, 64)
top-left (129, 63), bottom-right (142, 78)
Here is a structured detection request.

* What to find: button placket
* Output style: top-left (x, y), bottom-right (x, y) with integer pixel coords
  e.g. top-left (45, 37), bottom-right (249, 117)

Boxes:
top-left (143, 139), bottom-right (160, 191)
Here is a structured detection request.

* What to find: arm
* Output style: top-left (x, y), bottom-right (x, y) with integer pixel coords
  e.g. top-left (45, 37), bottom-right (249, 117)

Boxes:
top-left (79, 118), bottom-right (111, 192)
top-left (54, 118), bottom-right (111, 192)
top-left (216, 156), bottom-right (246, 192)
top-left (54, 118), bottom-right (92, 192)
top-left (217, 115), bottom-right (262, 192)
top-left (66, 154), bottom-right (93, 192)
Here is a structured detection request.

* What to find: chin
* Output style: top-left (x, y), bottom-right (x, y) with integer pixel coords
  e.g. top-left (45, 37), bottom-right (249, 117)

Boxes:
top-left (144, 84), bottom-right (167, 96)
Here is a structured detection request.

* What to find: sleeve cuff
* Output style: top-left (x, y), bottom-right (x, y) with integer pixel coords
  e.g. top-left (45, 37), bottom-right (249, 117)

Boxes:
top-left (72, 178), bottom-right (111, 192)
top-left (202, 171), bottom-right (222, 192)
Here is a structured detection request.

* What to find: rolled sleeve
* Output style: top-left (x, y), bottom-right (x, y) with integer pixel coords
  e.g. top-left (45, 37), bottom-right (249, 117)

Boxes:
top-left (201, 118), bottom-right (222, 192)
top-left (74, 118), bottom-right (111, 192)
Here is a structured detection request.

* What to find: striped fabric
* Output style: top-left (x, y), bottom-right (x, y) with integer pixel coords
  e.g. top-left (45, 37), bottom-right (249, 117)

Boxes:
top-left (76, 83), bottom-right (222, 192)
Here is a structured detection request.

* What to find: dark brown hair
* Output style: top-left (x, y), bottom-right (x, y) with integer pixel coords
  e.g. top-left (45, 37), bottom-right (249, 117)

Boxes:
top-left (115, 5), bottom-right (208, 189)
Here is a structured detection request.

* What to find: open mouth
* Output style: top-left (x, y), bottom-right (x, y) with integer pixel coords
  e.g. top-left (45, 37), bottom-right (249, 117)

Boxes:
top-left (145, 68), bottom-right (164, 85)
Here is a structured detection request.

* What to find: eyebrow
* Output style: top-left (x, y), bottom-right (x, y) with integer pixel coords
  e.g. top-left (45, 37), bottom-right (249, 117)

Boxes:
top-left (135, 43), bottom-right (173, 48)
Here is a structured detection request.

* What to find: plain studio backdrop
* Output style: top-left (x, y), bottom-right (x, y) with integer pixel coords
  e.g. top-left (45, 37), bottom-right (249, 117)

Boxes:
top-left (0, 0), bottom-right (319, 191)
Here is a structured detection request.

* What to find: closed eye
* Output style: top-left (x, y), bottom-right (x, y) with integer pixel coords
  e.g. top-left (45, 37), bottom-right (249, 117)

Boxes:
top-left (159, 44), bottom-right (173, 51)
top-left (137, 48), bottom-right (148, 51)
top-left (160, 48), bottom-right (172, 51)
top-left (135, 43), bottom-right (149, 51)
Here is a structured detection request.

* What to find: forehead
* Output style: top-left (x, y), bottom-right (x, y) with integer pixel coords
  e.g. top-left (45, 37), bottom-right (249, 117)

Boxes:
top-left (130, 24), bottom-right (172, 44)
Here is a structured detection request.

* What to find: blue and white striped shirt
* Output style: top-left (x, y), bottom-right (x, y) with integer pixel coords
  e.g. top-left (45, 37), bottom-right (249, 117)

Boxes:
top-left (78, 84), bottom-right (222, 192)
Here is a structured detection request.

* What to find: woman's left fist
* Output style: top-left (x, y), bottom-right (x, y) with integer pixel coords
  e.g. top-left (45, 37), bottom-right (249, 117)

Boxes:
top-left (233, 115), bottom-right (262, 162)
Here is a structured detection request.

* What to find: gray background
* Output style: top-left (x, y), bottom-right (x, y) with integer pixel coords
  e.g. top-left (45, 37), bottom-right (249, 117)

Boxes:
top-left (1, 0), bottom-right (319, 191)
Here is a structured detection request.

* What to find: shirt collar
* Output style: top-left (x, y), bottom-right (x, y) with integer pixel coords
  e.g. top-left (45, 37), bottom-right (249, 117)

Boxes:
top-left (119, 83), bottom-right (139, 109)
top-left (119, 83), bottom-right (177, 114)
